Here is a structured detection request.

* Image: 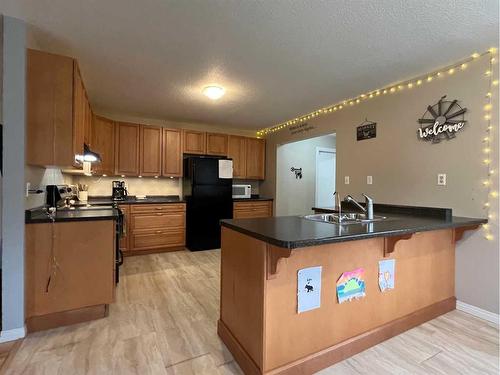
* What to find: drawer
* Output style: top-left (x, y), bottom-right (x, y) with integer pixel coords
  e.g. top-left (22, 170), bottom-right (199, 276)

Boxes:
top-left (131, 229), bottom-right (185, 250)
top-left (233, 201), bottom-right (272, 211)
top-left (131, 203), bottom-right (186, 214)
top-left (233, 208), bottom-right (271, 219)
top-left (131, 212), bottom-right (185, 231)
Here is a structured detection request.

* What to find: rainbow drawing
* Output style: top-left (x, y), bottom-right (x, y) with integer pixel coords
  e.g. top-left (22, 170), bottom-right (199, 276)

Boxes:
top-left (336, 268), bottom-right (366, 304)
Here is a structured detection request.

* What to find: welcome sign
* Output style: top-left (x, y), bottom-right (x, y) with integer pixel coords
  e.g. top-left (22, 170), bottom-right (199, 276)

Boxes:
top-left (417, 96), bottom-right (467, 143)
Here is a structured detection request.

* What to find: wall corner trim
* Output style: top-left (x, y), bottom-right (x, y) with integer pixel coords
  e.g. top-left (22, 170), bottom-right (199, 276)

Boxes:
top-left (456, 300), bottom-right (499, 325)
top-left (0, 326), bottom-right (26, 343)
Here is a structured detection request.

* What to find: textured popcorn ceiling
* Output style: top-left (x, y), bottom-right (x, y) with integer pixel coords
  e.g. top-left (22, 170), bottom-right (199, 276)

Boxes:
top-left (1, 0), bottom-right (498, 129)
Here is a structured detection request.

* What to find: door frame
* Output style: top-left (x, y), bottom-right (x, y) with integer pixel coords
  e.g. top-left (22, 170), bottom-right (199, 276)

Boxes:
top-left (315, 147), bottom-right (336, 207)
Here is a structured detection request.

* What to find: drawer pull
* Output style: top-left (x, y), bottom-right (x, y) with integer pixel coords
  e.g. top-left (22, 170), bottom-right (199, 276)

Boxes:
top-left (156, 230), bottom-right (162, 234)
top-left (155, 207), bottom-right (164, 210)
top-left (156, 213), bottom-right (164, 216)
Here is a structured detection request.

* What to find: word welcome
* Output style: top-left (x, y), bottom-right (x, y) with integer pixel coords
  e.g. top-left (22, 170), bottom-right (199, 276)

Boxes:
top-left (418, 121), bottom-right (465, 140)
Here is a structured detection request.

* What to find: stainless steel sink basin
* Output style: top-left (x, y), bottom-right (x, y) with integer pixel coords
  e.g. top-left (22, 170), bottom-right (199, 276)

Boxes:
top-left (303, 212), bottom-right (386, 224)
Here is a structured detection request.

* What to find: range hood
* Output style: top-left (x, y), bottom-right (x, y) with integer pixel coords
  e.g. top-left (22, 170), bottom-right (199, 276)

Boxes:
top-left (75, 143), bottom-right (102, 163)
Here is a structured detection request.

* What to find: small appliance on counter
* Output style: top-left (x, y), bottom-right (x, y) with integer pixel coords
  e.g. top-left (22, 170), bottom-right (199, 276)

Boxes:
top-left (232, 184), bottom-right (252, 199)
top-left (183, 156), bottom-right (233, 251)
top-left (46, 185), bottom-right (78, 209)
top-left (112, 180), bottom-right (128, 201)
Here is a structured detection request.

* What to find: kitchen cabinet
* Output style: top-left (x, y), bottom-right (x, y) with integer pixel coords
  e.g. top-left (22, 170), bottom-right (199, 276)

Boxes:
top-left (118, 205), bottom-right (130, 252)
top-left (140, 126), bottom-right (162, 177)
top-left (25, 220), bottom-right (115, 332)
top-left (183, 130), bottom-right (206, 154)
top-left (227, 135), bottom-right (247, 178)
top-left (127, 203), bottom-right (186, 254)
top-left (246, 138), bottom-right (266, 180)
top-left (162, 128), bottom-right (183, 177)
top-left (233, 200), bottom-right (273, 219)
top-left (206, 133), bottom-right (228, 156)
top-left (91, 115), bottom-right (115, 176)
top-left (27, 49), bottom-right (88, 167)
top-left (114, 122), bottom-right (140, 176)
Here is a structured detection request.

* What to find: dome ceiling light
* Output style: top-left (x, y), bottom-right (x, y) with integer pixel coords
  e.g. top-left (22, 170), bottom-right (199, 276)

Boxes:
top-left (202, 85), bottom-right (225, 100)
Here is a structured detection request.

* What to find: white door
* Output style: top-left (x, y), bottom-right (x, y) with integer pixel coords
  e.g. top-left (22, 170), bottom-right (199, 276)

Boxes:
top-left (315, 148), bottom-right (336, 207)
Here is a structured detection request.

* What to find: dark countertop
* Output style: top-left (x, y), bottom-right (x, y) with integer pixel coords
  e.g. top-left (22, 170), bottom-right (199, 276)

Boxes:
top-left (86, 195), bottom-right (272, 204)
top-left (221, 205), bottom-right (486, 249)
top-left (85, 195), bottom-right (185, 205)
top-left (233, 195), bottom-right (273, 202)
top-left (26, 206), bottom-right (118, 224)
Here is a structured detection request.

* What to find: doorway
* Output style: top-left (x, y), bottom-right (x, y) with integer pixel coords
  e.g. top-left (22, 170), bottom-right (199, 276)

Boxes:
top-left (315, 147), bottom-right (336, 208)
top-left (276, 133), bottom-right (336, 216)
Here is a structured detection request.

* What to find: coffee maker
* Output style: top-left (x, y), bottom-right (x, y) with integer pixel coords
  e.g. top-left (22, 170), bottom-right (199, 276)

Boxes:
top-left (112, 181), bottom-right (128, 201)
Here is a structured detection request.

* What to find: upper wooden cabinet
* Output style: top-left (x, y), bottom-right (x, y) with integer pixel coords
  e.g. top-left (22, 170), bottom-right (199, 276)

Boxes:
top-left (245, 138), bottom-right (266, 180)
top-left (206, 133), bottom-right (228, 156)
top-left (91, 115), bottom-right (115, 176)
top-left (140, 126), bottom-right (162, 177)
top-left (183, 130), bottom-right (206, 154)
top-left (27, 49), bottom-right (89, 167)
top-left (227, 136), bottom-right (247, 178)
top-left (162, 128), bottom-right (183, 177)
top-left (114, 122), bottom-right (140, 176)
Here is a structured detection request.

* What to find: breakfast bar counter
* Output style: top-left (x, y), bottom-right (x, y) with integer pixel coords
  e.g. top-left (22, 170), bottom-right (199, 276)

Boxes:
top-left (218, 205), bottom-right (486, 375)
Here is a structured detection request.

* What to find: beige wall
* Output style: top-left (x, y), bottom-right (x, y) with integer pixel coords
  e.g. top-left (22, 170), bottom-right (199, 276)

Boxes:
top-left (261, 55), bottom-right (499, 314)
top-left (276, 134), bottom-right (335, 216)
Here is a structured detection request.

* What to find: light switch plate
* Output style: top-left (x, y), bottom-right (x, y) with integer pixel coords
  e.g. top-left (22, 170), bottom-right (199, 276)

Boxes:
top-left (344, 176), bottom-right (350, 185)
top-left (437, 173), bottom-right (447, 186)
top-left (26, 182), bottom-right (30, 197)
top-left (367, 176), bottom-right (373, 185)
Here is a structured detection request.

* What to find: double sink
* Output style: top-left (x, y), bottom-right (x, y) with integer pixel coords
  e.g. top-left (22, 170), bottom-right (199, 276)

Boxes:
top-left (303, 212), bottom-right (386, 225)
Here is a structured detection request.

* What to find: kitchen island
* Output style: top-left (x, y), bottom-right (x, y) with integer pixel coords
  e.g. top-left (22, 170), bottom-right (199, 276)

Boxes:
top-left (218, 205), bottom-right (486, 375)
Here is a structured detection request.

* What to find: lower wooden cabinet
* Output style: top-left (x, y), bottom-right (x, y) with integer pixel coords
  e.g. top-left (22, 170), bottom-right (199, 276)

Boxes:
top-left (233, 200), bottom-right (273, 219)
top-left (25, 220), bottom-right (115, 331)
top-left (122, 203), bottom-right (186, 255)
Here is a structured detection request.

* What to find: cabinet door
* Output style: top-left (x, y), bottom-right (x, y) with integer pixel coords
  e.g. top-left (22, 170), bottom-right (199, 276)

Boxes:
top-left (183, 130), bottom-right (206, 154)
top-left (72, 62), bottom-right (86, 163)
top-left (245, 138), bottom-right (266, 180)
top-left (140, 126), bottom-right (162, 177)
top-left (162, 128), bottom-right (182, 177)
top-left (115, 122), bottom-right (140, 176)
top-left (227, 135), bottom-right (247, 178)
top-left (26, 49), bottom-right (74, 167)
top-left (118, 205), bottom-right (130, 252)
top-left (206, 133), bottom-right (228, 156)
top-left (91, 115), bottom-right (115, 176)
top-left (84, 93), bottom-right (92, 147)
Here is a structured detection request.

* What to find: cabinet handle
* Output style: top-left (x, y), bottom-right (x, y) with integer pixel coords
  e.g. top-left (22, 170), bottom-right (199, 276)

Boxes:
top-left (156, 213), bottom-right (164, 216)
top-left (156, 230), bottom-right (162, 234)
top-left (155, 207), bottom-right (164, 210)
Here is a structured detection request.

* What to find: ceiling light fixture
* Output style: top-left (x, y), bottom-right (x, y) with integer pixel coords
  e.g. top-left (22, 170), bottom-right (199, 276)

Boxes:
top-left (202, 85), bottom-right (225, 100)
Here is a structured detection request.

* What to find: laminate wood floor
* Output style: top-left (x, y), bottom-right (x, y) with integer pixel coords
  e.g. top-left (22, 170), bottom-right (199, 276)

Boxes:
top-left (4, 250), bottom-right (499, 374)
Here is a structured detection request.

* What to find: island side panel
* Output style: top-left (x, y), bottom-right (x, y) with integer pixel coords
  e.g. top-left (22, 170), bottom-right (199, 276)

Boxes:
top-left (219, 227), bottom-right (267, 373)
top-left (263, 229), bottom-right (455, 372)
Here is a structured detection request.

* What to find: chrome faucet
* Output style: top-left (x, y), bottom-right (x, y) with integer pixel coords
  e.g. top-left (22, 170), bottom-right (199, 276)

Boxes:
top-left (344, 194), bottom-right (374, 220)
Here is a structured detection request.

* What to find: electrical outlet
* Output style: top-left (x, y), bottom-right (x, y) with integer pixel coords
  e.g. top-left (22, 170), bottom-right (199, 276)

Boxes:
top-left (367, 176), bottom-right (373, 185)
top-left (344, 176), bottom-right (350, 185)
top-left (437, 173), bottom-right (447, 186)
top-left (26, 182), bottom-right (30, 197)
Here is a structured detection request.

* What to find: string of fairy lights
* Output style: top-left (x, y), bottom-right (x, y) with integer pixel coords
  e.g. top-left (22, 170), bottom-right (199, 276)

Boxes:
top-left (482, 50), bottom-right (498, 241)
top-left (257, 49), bottom-right (497, 137)
top-left (257, 49), bottom-right (499, 241)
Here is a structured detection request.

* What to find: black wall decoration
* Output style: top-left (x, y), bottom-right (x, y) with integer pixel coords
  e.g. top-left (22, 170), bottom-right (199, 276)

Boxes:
top-left (356, 119), bottom-right (377, 141)
top-left (291, 167), bottom-right (303, 179)
top-left (417, 95), bottom-right (467, 143)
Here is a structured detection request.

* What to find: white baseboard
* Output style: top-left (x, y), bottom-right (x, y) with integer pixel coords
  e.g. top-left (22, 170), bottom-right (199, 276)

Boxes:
top-left (456, 300), bottom-right (499, 325)
top-left (0, 326), bottom-right (26, 343)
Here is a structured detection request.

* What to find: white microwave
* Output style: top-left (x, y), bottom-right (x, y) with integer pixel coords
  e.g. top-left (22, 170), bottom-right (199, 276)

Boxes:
top-left (232, 184), bottom-right (252, 199)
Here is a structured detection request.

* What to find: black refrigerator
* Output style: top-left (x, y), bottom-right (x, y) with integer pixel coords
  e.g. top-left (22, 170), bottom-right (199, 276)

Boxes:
top-left (183, 156), bottom-right (233, 251)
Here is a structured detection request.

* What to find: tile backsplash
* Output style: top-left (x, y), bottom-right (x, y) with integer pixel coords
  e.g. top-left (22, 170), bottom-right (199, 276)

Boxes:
top-left (73, 175), bottom-right (182, 197)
